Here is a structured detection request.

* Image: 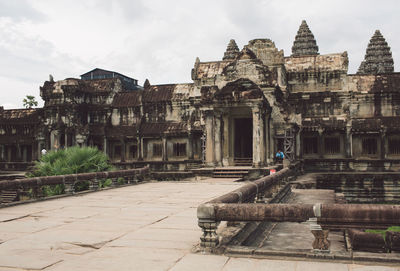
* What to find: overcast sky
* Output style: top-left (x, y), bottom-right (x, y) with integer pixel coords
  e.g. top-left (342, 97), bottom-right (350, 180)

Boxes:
top-left (0, 0), bottom-right (399, 109)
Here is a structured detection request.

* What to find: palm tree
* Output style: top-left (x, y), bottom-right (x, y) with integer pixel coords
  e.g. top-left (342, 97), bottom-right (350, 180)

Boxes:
top-left (23, 95), bottom-right (38, 109)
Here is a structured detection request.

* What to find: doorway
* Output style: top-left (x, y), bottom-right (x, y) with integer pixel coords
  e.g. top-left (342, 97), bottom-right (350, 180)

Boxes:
top-left (234, 118), bottom-right (253, 159)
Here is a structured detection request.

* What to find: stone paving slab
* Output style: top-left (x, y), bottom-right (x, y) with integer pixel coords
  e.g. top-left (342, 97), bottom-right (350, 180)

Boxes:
top-left (0, 178), bottom-right (399, 270)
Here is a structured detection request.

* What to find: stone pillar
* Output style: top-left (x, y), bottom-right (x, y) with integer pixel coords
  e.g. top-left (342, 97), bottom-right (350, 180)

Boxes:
top-left (137, 136), bottom-right (143, 160)
top-left (187, 132), bottom-right (194, 160)
top-left (318, 128), bottom-right (324, 158)
top-left (162, 136), bottom-right (168, 161)
top-left (140, 137), bottom-right (144, 160)
top-left (252, 106), bottom-right (263, 167)
top-left (269, 119), bottom-right (275, 162)
top-left (16, 143), bottom-right (21, 161)
top-left (296, 128), bottom-right (301, 159)
top-left (265, 114), bottom-right (270, 164)
top-left (380, 129), bottom-right (387, 160)
top-left (50, 131), bottom-right (61, 150)
top-left (0, 144), bottom-right (4, 161)
top-left (199, 220), bottom-right (219, 248)
top-left (222, 113), bottom-right (230, 166)
top-left (259, 112), bottom-right (265, 165)
top-left (7, 145), bottom-right (11, 162)
top-left (64, 133), bottom-right (68, 148)
top-left (204, 111), bottom-right (215, 167)
top-left (103, 137), bottom-right (107, 156)
top-left (309, 204), bottom-right (330, 252)
top-left (31, 142), bottom-right (36, 162)
top-left (37, 141), bottom-right (41, 159)
top-left (120, 139), bottom-right (126, 162)
top-left (214, 113), bottom-right (222, 166)
top-left (345, 124), bottom-right (352, 158)
top-left (22, 146), bottom-right (27, 162)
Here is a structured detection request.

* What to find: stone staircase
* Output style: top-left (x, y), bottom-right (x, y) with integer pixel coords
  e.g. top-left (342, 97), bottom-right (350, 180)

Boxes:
top-left (234, 158), bottom-right (252, 166)
top-left (1, 190), bottom-right (18, 203)
top-left (213, 167), bottom-right (249, 178)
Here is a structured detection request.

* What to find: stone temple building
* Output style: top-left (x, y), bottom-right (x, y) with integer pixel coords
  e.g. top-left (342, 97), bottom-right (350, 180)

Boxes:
top-left (0, 20), bottom-right (399, 172)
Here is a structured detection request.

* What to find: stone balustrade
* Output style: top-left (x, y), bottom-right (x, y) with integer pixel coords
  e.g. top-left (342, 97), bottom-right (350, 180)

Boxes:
top-left (197, 164), bottom-right (400, 252)
top-left (197, 163), bottom-right (300, 248)
top-left (0, 166), bottom-right (150, 205)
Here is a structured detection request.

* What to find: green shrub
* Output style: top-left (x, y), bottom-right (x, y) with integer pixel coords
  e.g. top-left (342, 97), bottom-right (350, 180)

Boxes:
top-left (42, 184), bottom-right (65, 196)
top-left (29, 146), bottom-right (113, 177)
top-left (27, 146), bottom-right (113, 196)
top-left (99, 178), bottom-right (112, 188)
top-left (117, 177), bottom-right (126, 185)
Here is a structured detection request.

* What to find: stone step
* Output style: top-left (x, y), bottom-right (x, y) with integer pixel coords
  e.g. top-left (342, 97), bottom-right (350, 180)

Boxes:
top-left (234, 159), bottom-right (252, 166)
top-left (213, 168), bottom-right (249, 178)
top-left (1, 190), bottom-right (18, 203)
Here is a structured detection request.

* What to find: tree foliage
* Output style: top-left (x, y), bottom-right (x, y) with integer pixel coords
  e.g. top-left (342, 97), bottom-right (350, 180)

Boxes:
top-left (23, 95), bottom-right (38, 109)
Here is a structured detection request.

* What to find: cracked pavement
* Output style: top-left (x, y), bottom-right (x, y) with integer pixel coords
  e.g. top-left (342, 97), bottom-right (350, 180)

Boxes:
top-left (0, 178), bottom-right (399, 271)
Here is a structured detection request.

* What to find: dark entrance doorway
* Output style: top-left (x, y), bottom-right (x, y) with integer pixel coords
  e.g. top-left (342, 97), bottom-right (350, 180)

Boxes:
top-left (234, 118), bottom-right (253, 159)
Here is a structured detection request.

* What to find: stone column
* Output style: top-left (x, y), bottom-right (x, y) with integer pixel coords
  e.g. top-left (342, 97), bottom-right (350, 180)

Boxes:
top-left (7, 145), bottom-right (11, 162)
top-left (222, 113), bottom-right (230, 166)
top-left (64, 133), bottom-right (68, 148)
top-left (318, 128), bottom-right (324, 158)
top-left (214, 113), bottom-right (222, 166)
top-left (37, 141), bottom-right (42, 159)
top-left (296, 128), bottom-right (301, 159)
top-left (187, 131), bottom-right (194, 160)
top-left (103, 137), bottom-right (107, 156)
top-left (269, 119), bottom-right (275, 162)
top-left (120, 139), bottom-right (126, 162)
top-left (345, 124), bottom-right (352, 158)
top-left (140, 137), bottom-right (144, 160)
top-left (16, 143), bottom-right (21, 161)
top-left (252, 106), bottom-right (263, 167)
top-left (137, 136), bottom-right (142, 160)
top-left (265, 114), bottom-right (271, 164)
top-left (204, 111), bottom-right (215, 167)
top-left (0, 144), bottom-right (4, 161)
top-left (162, 136), bottom-right (168, 161)
top-left (22, 146), bottom-right (27, 162)
top-left (380, 129), bottom-right (387, 160)
top-left (259, 112), bottom-right (265, 165)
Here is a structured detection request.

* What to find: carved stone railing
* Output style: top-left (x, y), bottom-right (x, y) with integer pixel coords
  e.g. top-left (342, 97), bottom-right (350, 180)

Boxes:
top-left (0, 166), bottom-right (150, 205)
top-left (197, 164), bottom-right (400, 252)
top-left (197, 163), bottom-right (300, 248)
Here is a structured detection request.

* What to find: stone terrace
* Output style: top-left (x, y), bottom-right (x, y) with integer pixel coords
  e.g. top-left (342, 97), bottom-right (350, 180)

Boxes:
top-left (0, 178), bottom-right (398, 271)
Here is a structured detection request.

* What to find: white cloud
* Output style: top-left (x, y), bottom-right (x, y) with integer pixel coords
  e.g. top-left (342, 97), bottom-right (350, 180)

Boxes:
top-left (0, 0), bottom-right (399, 108)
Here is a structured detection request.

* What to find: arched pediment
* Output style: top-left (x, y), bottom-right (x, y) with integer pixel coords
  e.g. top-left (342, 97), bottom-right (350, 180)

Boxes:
top-left (215, 78), bottom-right (264, 100)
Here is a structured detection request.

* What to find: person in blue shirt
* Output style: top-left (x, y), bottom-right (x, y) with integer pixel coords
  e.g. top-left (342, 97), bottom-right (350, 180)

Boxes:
top-left (276, 150), bottom-right (284, 163)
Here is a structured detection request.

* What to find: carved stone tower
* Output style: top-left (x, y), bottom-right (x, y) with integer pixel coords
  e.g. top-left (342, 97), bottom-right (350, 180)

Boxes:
top-left (291, 20), bottom-right (319, 56)
top-left (357, 30), bottom-right (394, 74)
top-left (223, 39), bottom-right (240, 60)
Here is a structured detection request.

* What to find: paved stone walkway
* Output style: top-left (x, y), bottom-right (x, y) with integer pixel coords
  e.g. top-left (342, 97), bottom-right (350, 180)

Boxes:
top-left (0, 178), bottom-right (398, 270)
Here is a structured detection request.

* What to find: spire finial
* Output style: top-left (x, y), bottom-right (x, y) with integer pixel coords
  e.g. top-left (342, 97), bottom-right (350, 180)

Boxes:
top-left (291, 20), bottom-right (319, 56)
top-left (357, 30), bottom-right (394, 74)
top-left (143, 79), bottom-right (150, 89)
top-left (223, 39), bottom-right (240, 60)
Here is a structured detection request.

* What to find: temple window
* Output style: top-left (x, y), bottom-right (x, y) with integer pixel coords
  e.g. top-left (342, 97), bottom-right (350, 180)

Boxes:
top-left (362, 138), bottom-right (377, 155)
top-left (303, 137), bottom-right (318, 154)
top-left (388, 138), bottom-right (400, 155)
top-left (173, 143), bottom-right (186, 157)
top-left (128, 145), bottom-right (137, 160)
top-left (324, 137), bottom-right (340, 154)
top-left (114, 145), bottom-right (122, 160)
top-left (153, 143), bottom-right (162, 157)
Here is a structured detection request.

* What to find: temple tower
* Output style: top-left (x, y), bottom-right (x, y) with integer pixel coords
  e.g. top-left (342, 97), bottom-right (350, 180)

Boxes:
top-left (223, 39), bottom-right (240, 60)
top-left (357, 30), bottom-right (394, 74)
top-left (291, 20), bottom-right (319, 56)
